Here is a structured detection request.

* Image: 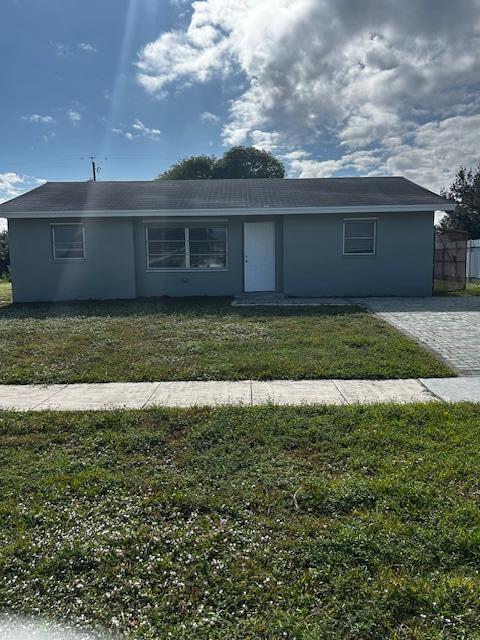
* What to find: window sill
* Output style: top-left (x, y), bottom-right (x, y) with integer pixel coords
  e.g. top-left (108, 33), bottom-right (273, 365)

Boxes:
top-left (342, 253), bottom-right (377, 257)
top-left (52, 258), bottom-right (86, 262)
top-left (146, 268), bottom-right (230, 273)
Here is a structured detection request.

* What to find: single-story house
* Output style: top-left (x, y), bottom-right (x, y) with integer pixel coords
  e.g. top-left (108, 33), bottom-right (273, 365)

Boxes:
top-left (0, 177), bottom-right (454, 302)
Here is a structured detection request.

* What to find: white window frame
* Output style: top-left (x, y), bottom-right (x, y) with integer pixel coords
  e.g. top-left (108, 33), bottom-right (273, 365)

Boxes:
top-left (343, 217), bottom-right (377, 256)
top-left (145, 224), bottom-right (229, 271)
top-left (51, 223), bottom-right (86, 261)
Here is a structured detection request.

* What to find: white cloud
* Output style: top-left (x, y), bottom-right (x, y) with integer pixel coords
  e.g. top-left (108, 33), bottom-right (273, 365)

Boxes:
top-left (22, 114), bottom-right (54, 124)
top-left (78, 42), bottom-right (97, 52)
top-left (137, 0), bottom-right (480, 192)
top-left (132, 118), bottom-right (161, 138)
top-left (0, 173), bottom-right (24, 202)
top-left (41, 132), bottom-right (56, 144)
top-left (200, 111), bottom-right (220, 123)
top-left (288, 149), bottom-right (382, 179)
top-left (52, 42), bottom-right (98, 56)
top-left (52, 42), bottom-right (72, 57)
top-left (0, 173), bottom-right (46, 230)
top-left (382, 114), bottom-right (480, 192)
top-left (434, 210), bottom-right (447, 226)
top-left (0, 173), bottom-right (46, 205)
top-left (112, 119), bottom-right (161, 141)
top-left (67, 109), bottom-right (82, 124)
top-left (288, 114), bottom-right (480, 193)
top-left (250, 130), bottom-right (284, 152)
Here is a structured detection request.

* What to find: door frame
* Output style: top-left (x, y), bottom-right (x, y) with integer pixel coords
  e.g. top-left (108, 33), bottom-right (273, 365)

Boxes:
top-left (243, 221), bottom-right (276, 292)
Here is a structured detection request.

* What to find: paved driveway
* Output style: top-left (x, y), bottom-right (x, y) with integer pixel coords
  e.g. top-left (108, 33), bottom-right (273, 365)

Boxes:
top-left (356, 297), bottom-right (480, 375)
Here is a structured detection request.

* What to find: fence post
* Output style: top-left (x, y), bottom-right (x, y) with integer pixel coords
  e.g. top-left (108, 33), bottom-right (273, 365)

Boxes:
top-left (467, 239), bottom-right (480, 282)
top-left (467, 240), bottom-right (471, 280)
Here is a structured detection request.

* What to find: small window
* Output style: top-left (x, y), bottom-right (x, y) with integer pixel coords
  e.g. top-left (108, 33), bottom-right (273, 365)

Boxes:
top-left (146, 225), bottom-right (228, 269)
top-left (343, 219), bottom-right (376, 255)
top-left (52, 224), bottom-right (85, 260)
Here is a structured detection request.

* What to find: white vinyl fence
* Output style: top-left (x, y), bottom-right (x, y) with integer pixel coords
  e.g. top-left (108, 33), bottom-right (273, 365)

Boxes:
top-left (467, 239), bottom-right (480, 281)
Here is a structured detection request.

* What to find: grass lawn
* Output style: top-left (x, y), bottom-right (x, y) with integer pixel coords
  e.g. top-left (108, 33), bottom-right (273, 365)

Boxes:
top-left (1, 404), bottom-right (480, 638)
top-left (0, 284), bottom-right (452, 383)
top-left (443, 282), bottom-right (480, 297)
top-left (0, 281), bottom-right (11, 305)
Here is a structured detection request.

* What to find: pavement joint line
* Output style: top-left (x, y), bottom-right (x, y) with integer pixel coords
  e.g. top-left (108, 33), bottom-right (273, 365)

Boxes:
top-left (1, 377), bottom-right (480, 410)
top-left (141, 381), bottom-right (162, 409)
top-left (31, 384), bottom-right (69, 410)
top-left (416, 378), bottom-right (444, 402)
top-left (331, 379), bottom-right (348, 404)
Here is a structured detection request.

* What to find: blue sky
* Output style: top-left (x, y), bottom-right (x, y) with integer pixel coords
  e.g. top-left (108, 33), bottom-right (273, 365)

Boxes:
top-left (1, 0), bottom-right (480, 229)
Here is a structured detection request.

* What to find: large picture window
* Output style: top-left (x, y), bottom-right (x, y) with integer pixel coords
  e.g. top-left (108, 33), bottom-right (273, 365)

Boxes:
top-left (146, 225), bottom-right (227, 269)
top-left (51, 223), bottom-right (85, 260)
top-left (343, 219), bottom-right (376, 255)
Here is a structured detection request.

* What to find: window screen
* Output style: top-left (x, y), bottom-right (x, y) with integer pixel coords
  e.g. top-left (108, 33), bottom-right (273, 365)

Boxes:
top-left (189, 226), bottom-right (227, 268)
top-left (146, 225), bottom-right (227, 269)
top-left (147, 227), bottom-right (186, 268)
top-left (52, 224), bottom-right (85, 260)
top-left (343, 220), bottom-right (376, 255)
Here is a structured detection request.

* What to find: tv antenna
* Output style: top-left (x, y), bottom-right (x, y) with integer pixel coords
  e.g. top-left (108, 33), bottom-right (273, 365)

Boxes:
top-left (81, 156), bottom-right (107, 181)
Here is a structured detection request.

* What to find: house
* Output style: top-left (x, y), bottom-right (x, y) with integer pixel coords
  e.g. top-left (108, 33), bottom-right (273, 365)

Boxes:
top-left (0, 177), bottom-right (454, 302)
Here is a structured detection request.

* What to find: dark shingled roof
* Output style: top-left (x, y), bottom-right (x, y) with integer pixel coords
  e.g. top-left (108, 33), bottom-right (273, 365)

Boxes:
top-left (0, 177), bottom-right (451, 213)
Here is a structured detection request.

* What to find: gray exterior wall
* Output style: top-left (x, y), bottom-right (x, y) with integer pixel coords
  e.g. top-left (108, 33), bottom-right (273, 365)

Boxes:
top-left (283, 211), bottom-right (434, 297)
top-left (8, 218), bottom-right (136, 302)
top-left (7, 210), bottom-right (434, 301)
top-left (134, 217), bottom-right (243, 297)
top-left (133, 216), bottom-right (283, 297)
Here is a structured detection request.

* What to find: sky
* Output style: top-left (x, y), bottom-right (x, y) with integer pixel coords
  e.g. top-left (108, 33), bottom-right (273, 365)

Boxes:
top-left (1, 0), bottom-right (480, 230)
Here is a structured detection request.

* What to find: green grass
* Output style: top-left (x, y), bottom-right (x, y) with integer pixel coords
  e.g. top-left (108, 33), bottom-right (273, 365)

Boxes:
top-left (1, 404), bottom-right (480, 638)
top-left (0, 286), bottom-right (452, 383)
top-left (442, 282), bottom-right (480, 297)
top-left (0, 281), bottom-right (11, 306)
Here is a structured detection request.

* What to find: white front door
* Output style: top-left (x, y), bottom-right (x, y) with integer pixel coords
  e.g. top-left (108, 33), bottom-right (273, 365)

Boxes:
top-left (244, 222), bottom-right (276, 292)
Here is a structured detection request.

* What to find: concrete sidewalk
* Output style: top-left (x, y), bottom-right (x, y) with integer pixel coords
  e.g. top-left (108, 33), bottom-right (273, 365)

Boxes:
top-left (0, 377), bottom-right (478, 411)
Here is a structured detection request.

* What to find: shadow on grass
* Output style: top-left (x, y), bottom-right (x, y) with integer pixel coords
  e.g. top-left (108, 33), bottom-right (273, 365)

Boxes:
top-left (0, 296), bottom-right (366, 320)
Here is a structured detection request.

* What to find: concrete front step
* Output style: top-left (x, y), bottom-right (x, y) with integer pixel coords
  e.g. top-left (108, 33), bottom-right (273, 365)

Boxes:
top-left (232, 293), bottom-right (354, 306)
top-left (0, 377), bottom-right (478, 411)
top-left (233, 292), bottom-right (286, 305)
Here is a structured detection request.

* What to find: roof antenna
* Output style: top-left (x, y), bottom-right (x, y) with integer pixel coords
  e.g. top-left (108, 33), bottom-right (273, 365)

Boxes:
top-left (80, 157), bottom-right (107, 182)
top-left (90, 156), bottom-right (97, 182)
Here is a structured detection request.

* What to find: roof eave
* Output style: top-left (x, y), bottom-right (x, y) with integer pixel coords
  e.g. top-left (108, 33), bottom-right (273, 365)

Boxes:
top-left (1, 203), bottom-right (456, 218)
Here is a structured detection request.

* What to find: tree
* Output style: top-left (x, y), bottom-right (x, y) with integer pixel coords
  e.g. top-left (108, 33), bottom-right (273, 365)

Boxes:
top-left (211, 146), bottom-right (285, 179)
top-left (0, 230), bottom-right (9, 277)
top-left (439, 165), bottom-right (480, 238)
top-left (156, 146), bottom-right (285, 180)
top-left (157, 155), bottom-right (215, 180)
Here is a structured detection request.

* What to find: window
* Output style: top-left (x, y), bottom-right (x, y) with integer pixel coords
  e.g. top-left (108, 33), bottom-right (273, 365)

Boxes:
top-left (52, 224), bottom-right (85, 260)
top-left (189, 227), bottom-right (227, 268)
top-left (146, 225), bottom-right (227, 269)
top-left (147, 227), bottom-right (186, 268)
top-left (343, 219), bottom-right (376, 255)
